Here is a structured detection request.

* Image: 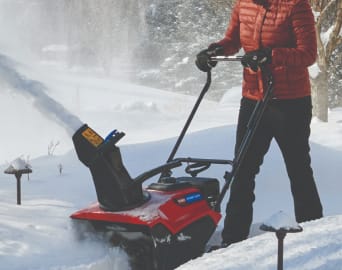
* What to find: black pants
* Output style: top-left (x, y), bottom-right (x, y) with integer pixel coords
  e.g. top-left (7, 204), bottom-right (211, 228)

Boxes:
top-left (222, 96), bottom-right (323, 244)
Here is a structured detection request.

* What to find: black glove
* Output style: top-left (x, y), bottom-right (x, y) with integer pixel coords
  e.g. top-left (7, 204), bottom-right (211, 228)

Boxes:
top-left (195, 44), bottom-right (224, 72)
top-left (241, 48), bottom-right (272, 72)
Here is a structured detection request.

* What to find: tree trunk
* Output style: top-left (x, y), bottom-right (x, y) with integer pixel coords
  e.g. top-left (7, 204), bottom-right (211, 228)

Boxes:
top-left (311, 71), bottom-right (329, 122)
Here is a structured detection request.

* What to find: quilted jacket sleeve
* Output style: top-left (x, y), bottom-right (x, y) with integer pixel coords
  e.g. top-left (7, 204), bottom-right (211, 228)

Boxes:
top-left (216, 0), bottom-right (242, 56)
top-left (272, 0), bottom-right (317, 67)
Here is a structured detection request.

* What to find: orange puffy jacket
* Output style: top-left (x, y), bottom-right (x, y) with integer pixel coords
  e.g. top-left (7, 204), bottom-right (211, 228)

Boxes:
top-left (216, 0), bottom-right (317, 100)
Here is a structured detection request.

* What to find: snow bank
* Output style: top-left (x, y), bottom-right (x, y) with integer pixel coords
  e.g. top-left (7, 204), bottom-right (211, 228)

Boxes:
top-left (113, 101), bottom-right (159, 113)
top-left (177, 215), bottom-right (342, 270)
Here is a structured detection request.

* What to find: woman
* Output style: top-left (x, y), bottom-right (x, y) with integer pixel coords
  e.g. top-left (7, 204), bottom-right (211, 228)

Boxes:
top-left (196, 0), bottom-right (323, 248)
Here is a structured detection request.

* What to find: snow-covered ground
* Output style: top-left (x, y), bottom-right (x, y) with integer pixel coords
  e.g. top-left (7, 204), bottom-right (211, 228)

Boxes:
top-left (0, 50), bottom-right (341, 269)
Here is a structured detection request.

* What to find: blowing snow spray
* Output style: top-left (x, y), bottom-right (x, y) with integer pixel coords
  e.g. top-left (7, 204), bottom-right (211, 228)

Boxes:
top-left (0, 53), bottom-right (84, 135)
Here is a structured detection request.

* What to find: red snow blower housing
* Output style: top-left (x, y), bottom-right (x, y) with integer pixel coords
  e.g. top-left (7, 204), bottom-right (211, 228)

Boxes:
top-left (71, 57), bottom-right (273, 270)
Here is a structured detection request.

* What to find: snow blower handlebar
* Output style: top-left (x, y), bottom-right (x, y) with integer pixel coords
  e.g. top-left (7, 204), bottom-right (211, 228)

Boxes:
top-left (161, 59), bottom-right (273, 212)
top-left (160, 56), bottom-right (243, 180)
top-left (210, 56), bottom-right (243, 62)
top-left (134, 160), bottom-right (182, 184)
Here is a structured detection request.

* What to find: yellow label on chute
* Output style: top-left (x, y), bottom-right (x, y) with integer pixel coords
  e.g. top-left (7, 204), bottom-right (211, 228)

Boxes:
top-left (82, 128), bottom-right (103, 147)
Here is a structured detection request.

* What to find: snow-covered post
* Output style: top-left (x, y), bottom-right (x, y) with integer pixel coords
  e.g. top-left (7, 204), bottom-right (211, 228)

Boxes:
top-left (4, 158), bottom-right (32, 205)
top-left (260, 211), bottom-right (303, 270)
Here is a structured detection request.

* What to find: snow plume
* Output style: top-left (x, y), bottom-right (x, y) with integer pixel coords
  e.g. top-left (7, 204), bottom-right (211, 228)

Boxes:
top-left (0, 54), bottom-right (83, 135)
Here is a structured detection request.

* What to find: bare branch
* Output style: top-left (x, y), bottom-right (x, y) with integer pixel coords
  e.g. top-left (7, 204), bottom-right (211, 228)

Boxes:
top-left (315, 0), bottom-right (337, 29)
top-left (316, 26), bottom-right (327, 69)
top-left (336, 36), bottom-right (342, 47)
top-left (313, 0), bottom-right (341, 69)
top-left (326, 0), bottom-right (342, 57)
top-left (48, 140), bottom-right (60, 156)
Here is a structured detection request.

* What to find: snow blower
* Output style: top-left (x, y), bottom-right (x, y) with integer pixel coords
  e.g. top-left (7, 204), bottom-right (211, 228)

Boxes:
top-left (71, 57), bottom-right (274, 270)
